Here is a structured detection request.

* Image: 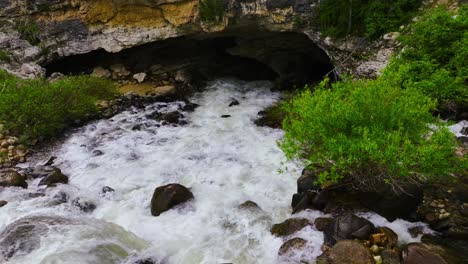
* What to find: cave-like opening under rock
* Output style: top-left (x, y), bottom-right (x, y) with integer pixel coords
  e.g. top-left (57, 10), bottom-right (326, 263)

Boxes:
top-left (45, 30), bottom-right (335, 89)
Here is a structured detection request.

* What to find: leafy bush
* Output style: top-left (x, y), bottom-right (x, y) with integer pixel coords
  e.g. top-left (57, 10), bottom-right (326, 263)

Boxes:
top-left (0, 71), bottom-right (117, 142)
top-left (0, 50), bottom-right (10, 62)
top-left (280, 77), bottom-right (461, 191)
top-left (318, 0), bottom-right (422, 39)
top-left (199, 0), bottom-right (225, 23)
top-left (16, 20), bottom-right (40, 45)
top-left (384, 5), bottom-right (468, 111)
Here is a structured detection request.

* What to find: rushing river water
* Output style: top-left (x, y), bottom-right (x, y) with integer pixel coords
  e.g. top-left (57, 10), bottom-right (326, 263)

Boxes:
top-left (0, 79), bottom-right (431, 264)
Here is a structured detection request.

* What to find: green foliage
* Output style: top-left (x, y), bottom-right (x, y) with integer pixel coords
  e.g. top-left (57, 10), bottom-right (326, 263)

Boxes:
top-left (0, 71), bottom-right (117, 142)
top-left (384, 5), bottom-right (468, 111)
top-left (0, 50), bottom-right (10, 62)
top-left (199, 0), bottom-right (225, 23)
top-left (16, 20), bottom-right (40, 45)
top-left (318, 0), bottom-right (422, 39)
top-left (280, 77), bottom-right (461, 190)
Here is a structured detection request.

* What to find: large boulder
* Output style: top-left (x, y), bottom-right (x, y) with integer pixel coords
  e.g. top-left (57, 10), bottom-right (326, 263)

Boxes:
top-left (402, 243), bottom-right (448, 264)
top-left (0, 170), bottom-right (27, 188)
top-left (271, 218), bottom-right (310, 237)
top-left (150, 184), bottom-right (194, 216)
top-left (357, 184), bottom-right (423, 221)
top-left (316, 240), bottom-right (375, 264)
top-left (314, 213), bottom-right (375, 246)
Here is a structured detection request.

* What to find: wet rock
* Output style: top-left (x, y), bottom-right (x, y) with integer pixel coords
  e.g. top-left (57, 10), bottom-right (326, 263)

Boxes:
top-left (371, 227), bottom-right (398, 248)
top-left (27, 193), bottom-right (46, 198)
top-left (316, 240), bottom-right (375, 264)
top-left (51, 192), bottom-right (68, 205)
top-left (0, 216), bottom-right (70, 261)
top-left (72, 198), bottom-right (97, 213)
top-left (150, 184), bottom-right (194, 216)
top-left (402, 243), bottom-right (448, 264)
top-left (357, 183), bottom-right (423, 221)
top-left (158, 111), bottom-right (184, 125)
top-left (314, 213), bottom-right (374, 246)
top-left (278, 237), bottom-right (307, 258)
top-left (92, 150), bottom-right (104, 156)
top-left (182, 102), bottom-right (199, 112)
top-left (38, 167), bottom-right (68, 187)
top-left (408, 226), bottom-right (424, 238)
top-left (0, 170), bottom-right (27, 188)
top-left (238, 200), bottom-right (263, 212)
top-left (228, 98), bottom-right (240, 107)
top-left (0, 200), bottom-right (7, 207)
top-left (43, 156), bottom-right (57, 166)
top-left (102, 186), bottom-right (115, 194)
top-left (221, 115), bottom-right (231, 118)
top-left (134, 258), bottom-right (157, 264)
top-left (271, 218), bottom-right (310, 237)
top-left (421, 234), bottom-right (468, 263)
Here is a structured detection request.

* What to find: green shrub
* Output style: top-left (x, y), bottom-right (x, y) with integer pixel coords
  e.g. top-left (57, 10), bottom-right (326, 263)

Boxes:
top-left (199, 0), bottom-right (225, 23)
top-left (0, 50), bottom-right (10, 62)
top-left (280, 77), bottom-right (461, 191)
top-left (318, 0), bottom-right (422, 39)
top-left (0, 71), bottom-right (117, 142)
top-left (16, 20), bottom-right (41, 45)
top-left (384, 5), bottom-right (468, 111)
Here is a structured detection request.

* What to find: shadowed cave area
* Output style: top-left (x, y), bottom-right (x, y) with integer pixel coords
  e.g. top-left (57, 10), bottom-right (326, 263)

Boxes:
top-left (45, 30), bottom-right (335, 89)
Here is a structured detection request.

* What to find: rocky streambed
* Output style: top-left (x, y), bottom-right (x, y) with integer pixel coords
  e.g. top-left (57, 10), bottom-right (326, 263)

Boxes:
top-left (0, 79), bottom-right (467, 264)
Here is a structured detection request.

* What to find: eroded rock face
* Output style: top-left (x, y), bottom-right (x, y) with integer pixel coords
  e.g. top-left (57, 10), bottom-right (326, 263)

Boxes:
top-left (0, 0), bottom-right (389, 79)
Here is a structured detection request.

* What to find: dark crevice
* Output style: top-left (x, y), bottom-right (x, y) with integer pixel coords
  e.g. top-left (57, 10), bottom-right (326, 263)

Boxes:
top-left (45, 31), bottom-right (335, 89)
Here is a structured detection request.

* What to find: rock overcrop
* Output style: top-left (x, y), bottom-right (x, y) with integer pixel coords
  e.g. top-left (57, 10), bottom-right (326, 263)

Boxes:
top-left (150, 183), bottom-right (194, 216)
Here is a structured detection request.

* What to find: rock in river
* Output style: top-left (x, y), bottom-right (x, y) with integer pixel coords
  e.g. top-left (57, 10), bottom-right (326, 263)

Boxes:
top-left (151, 184), bottom-right (194, 216)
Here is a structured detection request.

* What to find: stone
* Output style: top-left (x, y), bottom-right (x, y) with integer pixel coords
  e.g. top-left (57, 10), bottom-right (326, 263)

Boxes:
top-left (335, 213), bottom-right (375, 240)
top-left (133, 72), bottom-right (147, 83)
top-left (72, 198), bottom-right (96, 213)
top-left (0, 170), bottom-right (27, 188)
top-left (92, 66), bottom-right (111, 78)
top-left (221, 115), bottom-right (231, 118)
top-left (238, 200), bottom-right (262, 212)
top-left (110, 64), bottom-right (131, 78)
top-left (383, 32), bottom-right (401, 46)
top-left (373, 227), bottom-right (398, 248)
top-left (402, 243), bottom-right (448, 264)
top-left (297, 167), bottom-right (322, 193)
top-left (102, 186), bottom-right (115, 194)
top-left (381, 249), bottom-right (401, 264)
top-left (157, 111), bottom-right (184, 125)
top-left (0, 200), bottom-right (7, 207)
top-left (374, 255), bottom-right (383, 264)
top-left (370, 245), bottom-right (380, 254)
top-left (150, 183), bottom-right (194, 216)
top-left (316, 240), bottom-right (375, 264)
top-left (228, 98), bottom-right (240, 107)
top-left (38, 168), bottom-right (68, 187)
top-left (182, 102), bottom-right (199, 112)
top-left (271, 218), bottom-right (310, 237)
top-left (278, 238), bottom-right (307, 257)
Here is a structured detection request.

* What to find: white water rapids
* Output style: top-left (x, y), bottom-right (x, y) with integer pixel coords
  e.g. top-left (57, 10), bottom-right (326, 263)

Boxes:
top-left (0, 79), bottom-right (431, 264)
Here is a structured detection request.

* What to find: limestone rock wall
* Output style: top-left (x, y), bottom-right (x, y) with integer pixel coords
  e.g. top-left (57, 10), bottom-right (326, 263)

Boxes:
top-left (0, 0), bottom-right (389, 79)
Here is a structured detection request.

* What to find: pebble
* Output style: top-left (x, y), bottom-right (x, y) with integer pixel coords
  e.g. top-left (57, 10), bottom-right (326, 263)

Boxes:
top-left (370, 245), bottom-right (380, 254)
top-left (439, 209), bottom-right (447, 214)
top-left (439, 212), bottom-right (451, 220)
top-left (437, 204), bottom-right (445, 208)
top-left (374, 255), bottom-right (383, 264)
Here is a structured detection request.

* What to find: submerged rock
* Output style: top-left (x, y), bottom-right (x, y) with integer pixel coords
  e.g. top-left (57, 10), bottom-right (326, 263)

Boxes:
top-left (271, 218), bottom-right (310, 237)
top-left (0, 170), bottom-right (27, 188)
top-left (150, 184), bottom-right (194, 216)
top-left (317, 240), bottom-right (375, 264)
top-left (157, 111), bottom-right (184, 125)
top-left (228, 98), bottom-right (240, 107)
top-left (278, 237), bottom-right (307, 257)
top-left (0, 216), bottom-right (71, 261)
top-left (0, 200), bottom-right (7, 207)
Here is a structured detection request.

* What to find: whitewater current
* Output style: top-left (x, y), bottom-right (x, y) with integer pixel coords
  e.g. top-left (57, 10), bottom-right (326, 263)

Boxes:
top-left (0, 79), bottom-right (431, 264)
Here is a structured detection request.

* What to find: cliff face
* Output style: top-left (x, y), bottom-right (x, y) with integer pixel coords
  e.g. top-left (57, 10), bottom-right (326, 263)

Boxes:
top-left (0, 0), bottom-right (392, 79)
